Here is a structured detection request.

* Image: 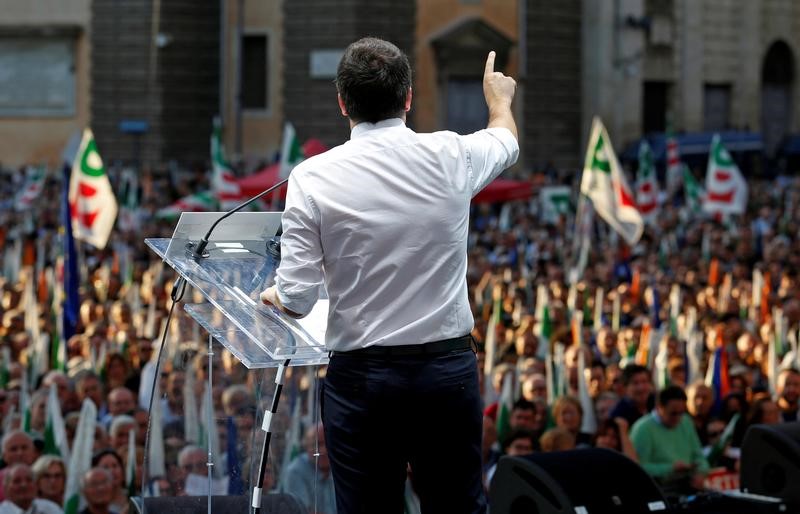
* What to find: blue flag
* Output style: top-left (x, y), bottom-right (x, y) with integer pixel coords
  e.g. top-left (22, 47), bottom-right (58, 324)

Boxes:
top-left (62, 163), bottom-right (80, 341)
top-left (226, 416), bottom-right (244, 495)
top-left (650, 283), bottom-right (662, 330)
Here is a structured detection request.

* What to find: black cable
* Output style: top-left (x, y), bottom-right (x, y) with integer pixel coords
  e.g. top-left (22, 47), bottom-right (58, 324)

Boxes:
top-left (142, 274), bottom-right (187, 509)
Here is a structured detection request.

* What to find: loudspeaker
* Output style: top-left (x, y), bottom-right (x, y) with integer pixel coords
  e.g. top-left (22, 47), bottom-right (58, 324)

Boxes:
top-left (489, 448), bottom-right (669, 514)
top-left (741, 421), bottom-right (800, 506)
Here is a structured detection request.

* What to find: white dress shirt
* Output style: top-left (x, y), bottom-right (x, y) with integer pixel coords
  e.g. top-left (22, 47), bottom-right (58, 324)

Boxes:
top-left (276, 118), bottom-right (519, 352)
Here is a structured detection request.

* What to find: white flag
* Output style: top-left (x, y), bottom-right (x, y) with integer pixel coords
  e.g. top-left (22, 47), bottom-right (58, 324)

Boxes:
top-left (665, 135), bottom-right (683, 195)
top-left (703, 134), bottom-right (748, 214)
top-left (68, 129), bottom-right (118, 249)
top-left (279, 122), bottom-right (304, 179)
top-left (580, 118), bottom-right (643, 246)
top-left (636, 140), bottom-right (659, 223)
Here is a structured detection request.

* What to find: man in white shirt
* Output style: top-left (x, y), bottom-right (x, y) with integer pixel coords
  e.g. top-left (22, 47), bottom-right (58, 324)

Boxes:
top-left (261, 37), bottom-right (518, 513)
top-left (0, 464), bottom-right (62, 514)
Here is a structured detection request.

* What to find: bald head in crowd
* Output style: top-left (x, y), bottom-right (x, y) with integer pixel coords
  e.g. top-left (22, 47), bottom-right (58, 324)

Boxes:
top-left (107, 387), bottom-right (136, 417)
top-left (4, 464), bottom-right (36, 510)
top-left (81, 467), bottom-right (114, 514)
top-left (2, 431), bottom-right (35, 467)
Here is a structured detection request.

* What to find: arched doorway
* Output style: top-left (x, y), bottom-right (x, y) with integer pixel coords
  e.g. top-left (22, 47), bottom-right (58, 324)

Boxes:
top-left (761, 41), bottom-right (794, 157)
top-left (430, 17), bottom-right (513, 134)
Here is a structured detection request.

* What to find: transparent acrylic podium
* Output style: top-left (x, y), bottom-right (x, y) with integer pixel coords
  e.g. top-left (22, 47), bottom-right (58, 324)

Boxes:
top-left (140, 212), bottom-right (331, 514)
top-left (146, 211), bottom-right (329, 368)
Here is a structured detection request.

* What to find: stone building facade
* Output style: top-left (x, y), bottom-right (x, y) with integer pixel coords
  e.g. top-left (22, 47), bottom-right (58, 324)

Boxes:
top-left (0, 0), bottom-right (92, 168)
top-left (2, 0), bottom-right (800, 171)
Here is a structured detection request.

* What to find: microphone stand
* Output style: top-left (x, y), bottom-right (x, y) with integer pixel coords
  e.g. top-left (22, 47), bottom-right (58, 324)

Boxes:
top-left (189, 177), bottom-right (290, 259)
top-left (173, 177), bottom-right (290, 293)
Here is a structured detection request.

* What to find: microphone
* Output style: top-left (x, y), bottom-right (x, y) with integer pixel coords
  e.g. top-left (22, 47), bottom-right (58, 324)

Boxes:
top-left (188, 177), bottom-right (289, 259)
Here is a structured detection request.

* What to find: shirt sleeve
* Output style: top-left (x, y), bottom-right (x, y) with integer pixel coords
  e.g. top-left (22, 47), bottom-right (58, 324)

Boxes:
top-left (461, 127), bottom-right (519, 197)
top-left (275, 173), bottom-right (324, 316)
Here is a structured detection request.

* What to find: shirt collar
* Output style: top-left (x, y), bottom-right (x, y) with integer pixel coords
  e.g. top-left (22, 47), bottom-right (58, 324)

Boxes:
top-left (350, 118), bottom-right (405, 139)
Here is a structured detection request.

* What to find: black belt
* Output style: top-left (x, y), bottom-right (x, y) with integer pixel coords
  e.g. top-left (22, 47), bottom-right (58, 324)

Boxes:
top-left (333, 334), bottom-right (475, 358)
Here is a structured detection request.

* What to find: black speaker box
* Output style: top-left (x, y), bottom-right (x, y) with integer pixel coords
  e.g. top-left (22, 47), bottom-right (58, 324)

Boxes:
top-left (740, 421), bottom-right (800, 507)
top-left (490, 448), bottom-right (669, 514)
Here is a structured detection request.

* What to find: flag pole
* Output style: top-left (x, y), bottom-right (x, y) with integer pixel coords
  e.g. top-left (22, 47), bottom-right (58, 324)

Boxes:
top-left (569, 193), bottom-right (590, 285)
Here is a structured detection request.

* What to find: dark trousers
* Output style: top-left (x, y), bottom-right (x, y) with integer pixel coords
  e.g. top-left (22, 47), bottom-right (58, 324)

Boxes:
top-left (321, 348), bottom-right (486, 514)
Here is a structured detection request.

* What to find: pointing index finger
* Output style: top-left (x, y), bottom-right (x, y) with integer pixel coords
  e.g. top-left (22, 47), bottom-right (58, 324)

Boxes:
top-left (484, 51), bottom-right (496, 76)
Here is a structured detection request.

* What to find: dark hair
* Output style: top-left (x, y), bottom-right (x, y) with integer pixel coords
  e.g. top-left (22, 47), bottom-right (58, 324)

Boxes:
top-left (91, 448), bottom-right (124, 469)
top-left (592, 418), bottom-right (622, 450)
top-left (335, 37), bottom-right (411, 123)
top-left (658, 385), bottom-right (687, 406)
top-left (621, 364), bottom-right (651, 386)
top-left (500, 429), bottom-right (537, 454)
top-left (511, 398), bottom-right (536, 413)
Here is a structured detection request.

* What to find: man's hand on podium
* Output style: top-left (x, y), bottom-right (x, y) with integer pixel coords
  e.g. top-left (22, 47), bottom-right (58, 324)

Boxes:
top-left (260, 286), bottom-right (304, 319)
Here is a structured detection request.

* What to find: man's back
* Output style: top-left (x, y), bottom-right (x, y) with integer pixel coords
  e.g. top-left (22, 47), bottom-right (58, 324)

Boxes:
top-left (279, 118), bottom-right (517, 351)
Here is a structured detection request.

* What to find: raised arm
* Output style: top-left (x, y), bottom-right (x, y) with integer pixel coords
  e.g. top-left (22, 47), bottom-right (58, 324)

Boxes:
top-left (483, 51), bottom-right (518, 140)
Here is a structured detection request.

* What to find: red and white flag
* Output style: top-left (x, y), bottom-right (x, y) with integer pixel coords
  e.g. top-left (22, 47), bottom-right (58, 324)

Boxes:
top-left (703, 135), bottom-right (747, 215)
top-left (15, 166), bottom-right (46, 211)
top-left (68, 129), bottom-right (118, 249)
top-left (580, 117), bottom-right (643, 246)
top-left (636, 140), bottom-right (659, 223)
top-left (665, 135), bottom-right (683, 196)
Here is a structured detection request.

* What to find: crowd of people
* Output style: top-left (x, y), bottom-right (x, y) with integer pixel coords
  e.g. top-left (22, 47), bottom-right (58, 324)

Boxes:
top-left (0, 158), bottom-right (799, 513)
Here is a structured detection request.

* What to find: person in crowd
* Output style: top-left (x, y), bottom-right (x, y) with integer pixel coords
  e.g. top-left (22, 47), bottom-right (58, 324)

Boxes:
top-left (667, 358), bottom-right (687, 388)
top-left (283, 424), bottom-right (336, 514)
top-left (720, 392), bottom-right (747, 423)
top-left (41, 372), bottom-right (71, 407)
top-left (0, 431), bottom-right (36, 502)
top-left (605, 364), bottom-right (625, 398)
top-left (221, 385), bottom-right (253, 418)
top-left (0, 464), bottom-right (61, 514)
top-left (521, 373), bottom-right (547, 403)
top-left (508, 398), bottom-right (539, 433)
top-left (102, 388), bottom-right (137, 429)
top-left (588, 360), bottom-right (607, 399)
top-left (108, 416), bottom-right (136, 453)
top-left (27, 391), bottom-right (47, 436)
top-left (594, 327), bottom-right (620, 366)
top-left (731, 393), bottom-right (782, 447)
top-left (595, 391), bottom-right (620, 427)
top-left (75, 371), bottom-right (107, 417)
top-left (80, 467), bottom-right (115, 514)
top-left (31, 455), bottom-right (66, 507)
top-left (609, 364), bottom-right (654, 428)
top-left (552, 396), bottom-right (592, 447)
top-left (593, 417), bottom-right (638, 462)
top-left (485, 398), bottom-right (542, 469)
top-left (161, 371), bottom-right (185, 426)
top-left (539, 428), bottom-right (576, 452)
top-left (174, 446), bottom-right (206, 497)
top-left (484, 429), bottom-right (537, 486)
top-left (686, 381), bottom-right (714, 445)
top-left (92, 449), bottom-right (129, 514)
top-left (776, 368), bottom-right (800, 422)
top-left (630, 386), bottom-right (709, 495)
